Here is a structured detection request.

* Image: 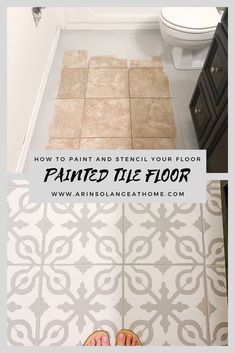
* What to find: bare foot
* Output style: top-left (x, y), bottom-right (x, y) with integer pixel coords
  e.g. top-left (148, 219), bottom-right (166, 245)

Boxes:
top-left (85, 335), bottom-right (110, 346)
top-left (116, 332), bottom-right (140, 346)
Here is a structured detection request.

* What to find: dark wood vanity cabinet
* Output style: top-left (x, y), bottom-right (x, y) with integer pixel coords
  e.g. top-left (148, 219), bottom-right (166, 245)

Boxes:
top-left (190, 8), bottom-right (228, 172)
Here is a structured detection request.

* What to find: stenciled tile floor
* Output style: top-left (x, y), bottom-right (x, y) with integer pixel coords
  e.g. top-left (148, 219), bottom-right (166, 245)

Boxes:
top-left (7, 180), bottom-right (228, 346)
top-left (46, 50), bottom-right (176, 150)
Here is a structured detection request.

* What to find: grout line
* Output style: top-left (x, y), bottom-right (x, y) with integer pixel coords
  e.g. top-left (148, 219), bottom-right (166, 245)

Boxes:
top-left (200, 203), bottom-right (212, 345)
top-left (39, 262), bottom-right (207, 267)
top-left (79, 136), bottom-right (132, 139)
top-left (127, 67), bottom-right (133, 149)
top-left (35, 203), bottom-right (47, 345)
top-left (57, 136), bottom-right (176, 139)
top-left (78, 70), bottom-right (89, 147)
top-left (78, 137), bottom-right (175, 139)
top-left (122, 203), bottom-right (125, 328)
top-left (75, 67), bottom-right (129, 70)
top-left (10, 263), bottom-right (215, 267)
top-left (61, 66), bottom-right (168, 70)
top-left (56, 96), bottom-right (173, 100)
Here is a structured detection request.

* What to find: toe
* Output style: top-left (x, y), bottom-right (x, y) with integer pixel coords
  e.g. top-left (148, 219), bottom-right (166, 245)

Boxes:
top-left (91, 339), bottom-right (96, 346)
top-left (96, 336), bottom-right (102, 346)
top-left (102, 335), bottom-right (110, 346)
top-left (126, 334), bottom-right (132, 346)
top-left (132, 338), bottom-right (137, 346)
top-left (117, 332), bottom-right (126, 346)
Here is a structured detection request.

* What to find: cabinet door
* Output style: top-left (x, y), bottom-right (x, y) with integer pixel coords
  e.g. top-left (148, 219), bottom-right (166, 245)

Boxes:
top-left (205, 104), bottom-right (228, 173)
top-left (207, 128), bottom-right (228, 172)
top-left (221, 7), bottom-right (228, 35)
top-left (190, 75), bottom-right (217, 147)
top-left (203, 23), bottom-right (227, 117)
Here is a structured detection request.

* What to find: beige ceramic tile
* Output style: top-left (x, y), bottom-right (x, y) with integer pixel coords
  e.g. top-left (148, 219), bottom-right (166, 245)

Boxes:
top-left (47, 139), bottom-right (80, 149)
top-left (130, 56), bottom-right (163, 68)
top-left (49, 99), bottom-right (84, 138)
top-left (81, 99), bottom-right (131, 138)
top-left (129, 68), bottom-right (170, 98)
top-left (89, 56), bottom-right (127, 68)
top-left (58, 68), bottom-right (88, 98)
top-left (80, 138), bottom-right (132, 149)
top-left (131, 98), bottom-right (176, 137)
top-left (133, 138), bottom-right (176, 149)
top-left (63, 50), bottom-right (88, 68)
top-left (86, 68), bottom-right (129, 98)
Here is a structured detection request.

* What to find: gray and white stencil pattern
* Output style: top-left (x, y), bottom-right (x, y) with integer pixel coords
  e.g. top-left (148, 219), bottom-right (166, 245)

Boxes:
top-left (7, 180), bottom-right (228, 346)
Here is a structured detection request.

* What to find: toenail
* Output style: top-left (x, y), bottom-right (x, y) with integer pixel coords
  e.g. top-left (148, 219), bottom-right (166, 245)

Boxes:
top-left (128, 334), bottom-right (132, 338)
top-left (119, 333), bottom-right (124, 339)
top-left (103, 336), bottom-right (109, 341)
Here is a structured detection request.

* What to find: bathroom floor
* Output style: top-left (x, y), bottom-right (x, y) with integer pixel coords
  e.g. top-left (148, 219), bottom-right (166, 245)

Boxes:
top-left (47, 50), bottom-right (176, 150)
top-left (7, 180), bottom-right (228, 346)
top-left (26, 30), bottom-right (199, 168)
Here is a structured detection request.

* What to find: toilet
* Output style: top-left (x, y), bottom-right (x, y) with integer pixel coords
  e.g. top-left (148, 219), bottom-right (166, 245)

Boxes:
top-left (159, 7), bottom-right (221, 69)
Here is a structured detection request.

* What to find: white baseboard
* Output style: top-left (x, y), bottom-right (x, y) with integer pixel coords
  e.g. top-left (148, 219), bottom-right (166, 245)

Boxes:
top-left (15, 26), bottom-right (61, 173)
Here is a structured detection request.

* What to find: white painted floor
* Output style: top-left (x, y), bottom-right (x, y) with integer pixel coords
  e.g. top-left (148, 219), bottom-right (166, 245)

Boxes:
top-left (7, 180), bottom-right (228, 346)
top-left (27, 30), bottom-right (200, 170)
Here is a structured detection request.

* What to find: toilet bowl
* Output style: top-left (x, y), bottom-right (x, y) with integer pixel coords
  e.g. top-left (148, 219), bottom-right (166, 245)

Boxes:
top-left (159, 7), bottom-right (221, 69)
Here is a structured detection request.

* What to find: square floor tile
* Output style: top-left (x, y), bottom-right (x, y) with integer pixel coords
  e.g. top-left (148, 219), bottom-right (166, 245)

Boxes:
top-left (86, 68), bottom-right (129, 98)
top-left (81, 99), bottom-right (131, 138)
top-left (203, 181), bottom-right (225, 266)
top-left (133, 138), bottom-right (175, 149)
top-left (130, 57), bottom-right (163, 68)
top-left (49, 99), bottom-right (84, 138)
top-left (206, 266), bottom-right (228, 345)
top-left (124, 265), bottom-right (209, 345)
top-left (57, 68), bottom-right (88, 98)
top-left (80, 137), bottom-right (132, 149)
top-left (89, 56), bottom-right (127, 68)
top-left (131, 99), bottom-right (176, 137)
top-left (39, 265), bottom-right (122, 346)
top-left (129, 68), bottom-right (170, 98)
top-left (47, 139), bottom-right (80, 149)
top-left (7, 186), bottom-right (45, 265)
top-left (43, 203), bottom-right (123, 264)
top-left (7, 265), bottom-right (41, 346)
top-left (124, 203), bottom-right (204, 264)
top-left (63, 50), bottom-right (88, 68)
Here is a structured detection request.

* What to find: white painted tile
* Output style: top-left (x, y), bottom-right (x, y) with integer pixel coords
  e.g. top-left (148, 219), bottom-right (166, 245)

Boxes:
top-left (203, 181), bottom-right (225, 266)
top-left (7, 186), bottom-right (45, 265)
top-left (124, 265), bottom-right (209, 345)
top-left (124, 203), bottom-right (204, 264)
top-left (44, 203), bottom-right (123, 264)
top-left (39, 265), bottom-right (122, 346)
top-left (206, 266), bottom-right (228, 345)
top-left (7, 265), bottom-right (41, 346)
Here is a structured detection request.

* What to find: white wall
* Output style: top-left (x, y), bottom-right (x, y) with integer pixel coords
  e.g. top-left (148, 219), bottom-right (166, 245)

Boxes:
top-left (7, 7), bottom-right (58, 172)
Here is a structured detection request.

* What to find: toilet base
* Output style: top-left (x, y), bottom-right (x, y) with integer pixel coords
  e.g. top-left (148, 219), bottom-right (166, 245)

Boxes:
top-left (171, 46), bottom-right (209, 70)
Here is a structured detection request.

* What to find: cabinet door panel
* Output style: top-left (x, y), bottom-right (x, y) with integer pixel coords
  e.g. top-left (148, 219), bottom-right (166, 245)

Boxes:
top-left (203, 23), bottom-right (227, 116)
top-left (207, 127), bottom-right (228, 172)
top-left (190, 75), bottom-right (217, 147)
top-left (204, 104), bottom-right (228, 173)
top-left (221, 7), bottom-right (228, 35)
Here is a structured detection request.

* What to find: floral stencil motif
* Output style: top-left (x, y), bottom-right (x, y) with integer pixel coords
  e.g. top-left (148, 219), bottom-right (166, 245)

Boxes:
top-left (7, 181), bottom-right (227, 346)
